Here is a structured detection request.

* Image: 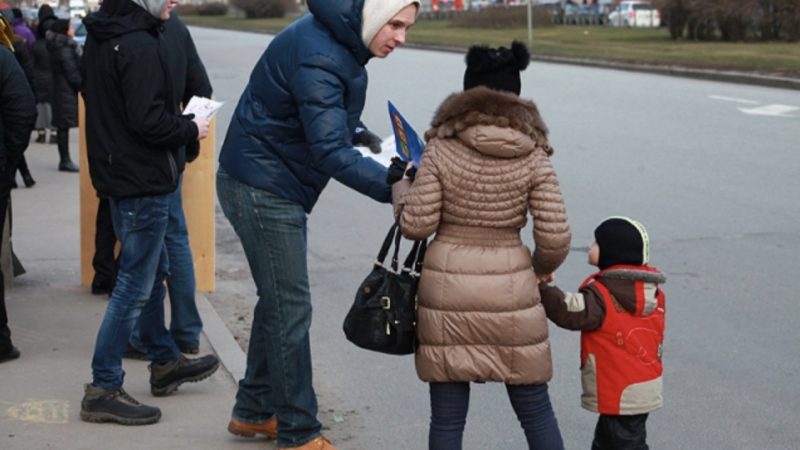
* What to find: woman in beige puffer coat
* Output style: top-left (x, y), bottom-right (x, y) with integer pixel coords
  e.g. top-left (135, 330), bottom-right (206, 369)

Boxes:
top-left (393, 42), bottom-right (570, 450)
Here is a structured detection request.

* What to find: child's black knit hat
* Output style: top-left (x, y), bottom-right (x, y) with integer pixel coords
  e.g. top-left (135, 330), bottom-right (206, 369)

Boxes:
top-left (594, 216), bottom-right (650, 270)
top-left (463, 40), bottom-right (530, 95)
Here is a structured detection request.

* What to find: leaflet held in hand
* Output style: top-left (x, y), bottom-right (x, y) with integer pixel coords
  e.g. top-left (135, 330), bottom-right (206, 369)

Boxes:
top-left (388, 100), bottom-right (425, 167)
top-left (184, 96), bottom-right (224, 119)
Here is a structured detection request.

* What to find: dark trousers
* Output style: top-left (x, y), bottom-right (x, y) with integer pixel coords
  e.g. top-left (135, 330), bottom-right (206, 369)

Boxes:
top-left (429, 382), bottom-right (564, 450)
top-left (15, 154), bottom-right (30, 178)
top-left (56, 127), bottom-right (70, 162)
top-left (0, 193), bottom-right (11, 354)
top-left (592, 413), bottom-right (649, 450)
top-left (91, 197), bottom-right (118, 292)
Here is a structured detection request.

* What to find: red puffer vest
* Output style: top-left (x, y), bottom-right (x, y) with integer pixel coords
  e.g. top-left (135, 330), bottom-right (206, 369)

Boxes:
top-left (580, 265), bottom-right (665, 415)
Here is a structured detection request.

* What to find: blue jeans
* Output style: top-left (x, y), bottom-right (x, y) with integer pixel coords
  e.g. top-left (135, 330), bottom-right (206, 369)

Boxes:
top-left (217, 168), bottom-right (320, 448)
top-left (90, 195), bottom-right (181, 390)
top-left (429, 382), bottom-right (564, 450)
top-left (130, 176), bottom-right (202, 351)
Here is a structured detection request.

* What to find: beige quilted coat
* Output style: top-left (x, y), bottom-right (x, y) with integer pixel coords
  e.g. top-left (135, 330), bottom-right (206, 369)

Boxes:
top-left (395, 86), bottom-right (571, 384)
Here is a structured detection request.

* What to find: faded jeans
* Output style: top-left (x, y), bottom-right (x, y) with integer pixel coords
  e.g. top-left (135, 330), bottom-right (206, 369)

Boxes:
top-left (429, 382), bottom-right (564, 450)
top-left (90, 194), bottom-right (181, 390)
top-left (130, 175), bottom-right (202, 352)
top-left (217, 168), bottom-right (320, 448)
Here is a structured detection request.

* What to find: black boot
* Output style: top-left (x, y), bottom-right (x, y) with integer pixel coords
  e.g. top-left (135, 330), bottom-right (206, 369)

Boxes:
top-left (17, 155), bottom-right (35, 187)
top-left (80, 384), bottom-right (161, 425)
top-left (58, 160), bottom-right (79, 172)
top-left (57, 129), bottom-right (79, 172)
top-left (0, 346), bottom-right (20, 363)
top-left (49, 129), bottom-right (58, 144)
top-left (35, 129), bottom-right (46, 143)
top-left (149, 354), bottom-right (220, 397)
top-left (22, 173), bottom-right (35, 188)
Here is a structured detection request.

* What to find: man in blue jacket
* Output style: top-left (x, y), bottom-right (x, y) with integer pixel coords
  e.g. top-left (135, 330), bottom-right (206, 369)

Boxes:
top-left (217, 0), bottom-right (419, 448)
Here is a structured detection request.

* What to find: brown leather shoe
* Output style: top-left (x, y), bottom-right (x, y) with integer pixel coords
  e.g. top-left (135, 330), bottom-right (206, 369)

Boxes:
top-left (279, 436), bottom-right (337, 450)
top-left (227, 416), bottom-right (278, 438)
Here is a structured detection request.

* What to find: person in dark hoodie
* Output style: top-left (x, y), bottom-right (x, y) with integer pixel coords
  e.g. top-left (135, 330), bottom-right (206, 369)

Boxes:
top-left (124, 12), bottom-right (212, 358)
top-left (216, 1), bottom-right (418, 448)
top-left (80, 0), bottom-right (216, 426)
top-left (45, 18), bottom-right (81, 172)
top-left (539, 216), bottom-right (666, 450)
top-left (32, 4), bottom-right (57, 144)
top-left (0, 29), bottom-right (36, 363)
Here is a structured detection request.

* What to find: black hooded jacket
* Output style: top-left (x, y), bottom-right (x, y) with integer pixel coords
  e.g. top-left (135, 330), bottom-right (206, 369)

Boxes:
top-left (82, 0), bottom-right (198, 198)
top-left (0, 48), bottom-right (36, 194)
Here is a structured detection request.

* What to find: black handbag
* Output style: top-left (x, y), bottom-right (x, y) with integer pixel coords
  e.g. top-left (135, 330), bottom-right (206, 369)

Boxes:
top-left (343, 221), bottom-right (427, 355)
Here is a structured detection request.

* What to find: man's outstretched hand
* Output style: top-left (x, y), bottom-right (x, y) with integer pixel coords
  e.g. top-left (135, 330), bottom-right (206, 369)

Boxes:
top-left (353, 127), bottom-right (383, 154)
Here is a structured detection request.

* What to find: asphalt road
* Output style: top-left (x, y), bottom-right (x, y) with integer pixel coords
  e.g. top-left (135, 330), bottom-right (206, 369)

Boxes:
top-left (190, 25), bottom-right (800, 450)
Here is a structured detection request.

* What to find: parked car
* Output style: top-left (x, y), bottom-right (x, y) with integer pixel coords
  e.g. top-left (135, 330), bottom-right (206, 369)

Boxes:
top-left (561, 1), bottom-right (606, 25)
top-left (562, 2), bottom-right (581, 24)
top-left (608, 1), bottom-right (660, 27)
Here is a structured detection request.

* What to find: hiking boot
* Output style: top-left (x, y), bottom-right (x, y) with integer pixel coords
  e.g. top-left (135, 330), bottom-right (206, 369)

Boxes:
top-left (279, 436), bottom-right (337, 450)
top-left (176, 343), bottom-right (199, 355)
top-left (228, 415), bottom-right (278, 438)
top-left (80, 384), bottom-right (161, 425)
top-left (123, 344), bottom-right (148, 361)
top-left (149, 354), bottom-right (219, 397)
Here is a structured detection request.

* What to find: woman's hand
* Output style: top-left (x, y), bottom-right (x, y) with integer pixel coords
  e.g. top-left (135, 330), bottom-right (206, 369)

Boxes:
top-left (537, 272), bottom-right (555, 284)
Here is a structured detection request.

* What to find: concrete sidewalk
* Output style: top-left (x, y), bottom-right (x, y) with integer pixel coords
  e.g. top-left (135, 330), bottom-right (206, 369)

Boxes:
top-left (0, 136), bottom-right (258, 449)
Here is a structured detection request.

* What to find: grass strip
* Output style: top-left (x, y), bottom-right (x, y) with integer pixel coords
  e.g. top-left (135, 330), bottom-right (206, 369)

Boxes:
top-left (182, 15), bottom-right (800, 77)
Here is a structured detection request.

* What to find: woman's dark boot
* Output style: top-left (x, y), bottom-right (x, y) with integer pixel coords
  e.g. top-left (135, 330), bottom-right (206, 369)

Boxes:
top-left (49, 129), bottom-right (58, 145)
top-left (22, 173), bottom-right (36, 188)
top-left (35, 129), bottom-right (46, 143)
top-left (17, 155), bottom-right (36, 187)
top-left (57, 129), bottom-right (79, 172)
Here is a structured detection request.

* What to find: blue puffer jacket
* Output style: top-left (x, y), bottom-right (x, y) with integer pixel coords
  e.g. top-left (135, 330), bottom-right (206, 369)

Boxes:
top-left (218, 0), bottom-right (391, 213)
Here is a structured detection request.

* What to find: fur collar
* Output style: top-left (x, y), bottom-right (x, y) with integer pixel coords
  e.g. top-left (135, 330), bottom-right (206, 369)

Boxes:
top-left (425, 86), bottom-right (551, 155)
top-left (602, 267), bottom-right (666, 285)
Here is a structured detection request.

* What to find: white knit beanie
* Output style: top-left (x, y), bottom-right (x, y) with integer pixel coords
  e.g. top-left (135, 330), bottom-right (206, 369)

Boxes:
top-left (361, 0), bottom-right (419, 49)
top-left (131, 0), bottom-right (168, 18)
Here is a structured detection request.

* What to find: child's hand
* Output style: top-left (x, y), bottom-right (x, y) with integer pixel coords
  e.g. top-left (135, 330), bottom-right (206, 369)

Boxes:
top-left (537, 272), bottom-right (555, 284)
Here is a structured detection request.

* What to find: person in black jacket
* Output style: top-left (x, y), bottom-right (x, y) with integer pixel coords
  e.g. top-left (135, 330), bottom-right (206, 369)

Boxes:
top-left (122, 13), bottom-right (213, 357)
top-left (0, 7), bottom-right (36, 187)
top-left (32, 4), bottom-right (57, 144)
top-left (80, 0), bottom-right (216, 426)
top-left (45, 18), bottom-right (80, 172)
top-left (0, 45), bottom-right (37, 363)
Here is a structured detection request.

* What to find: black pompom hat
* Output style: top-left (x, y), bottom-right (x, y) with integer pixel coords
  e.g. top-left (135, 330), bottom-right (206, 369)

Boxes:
top-left (594, 216), bottom-right (650, 270)
top-left (463, 40), bottom-right (530, 95)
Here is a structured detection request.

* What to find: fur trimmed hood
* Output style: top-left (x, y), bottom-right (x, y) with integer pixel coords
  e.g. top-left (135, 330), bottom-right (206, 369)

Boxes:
top-left (425, 86), bottom-right (552, 156)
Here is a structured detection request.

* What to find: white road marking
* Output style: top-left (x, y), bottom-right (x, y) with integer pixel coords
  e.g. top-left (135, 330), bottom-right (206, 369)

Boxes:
top-left (738, 104), bottom-right (800, 117)
top-left (708, 95), bottom-right (760, 104)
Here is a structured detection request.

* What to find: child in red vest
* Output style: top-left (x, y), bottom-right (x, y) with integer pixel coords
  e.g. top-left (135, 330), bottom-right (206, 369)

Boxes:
top-left (539, 216), bottom-right (666, 450)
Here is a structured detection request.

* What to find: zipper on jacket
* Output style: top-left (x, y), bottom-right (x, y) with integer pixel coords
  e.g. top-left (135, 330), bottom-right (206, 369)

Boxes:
top-left (167, 152), bottom-right (178, 185)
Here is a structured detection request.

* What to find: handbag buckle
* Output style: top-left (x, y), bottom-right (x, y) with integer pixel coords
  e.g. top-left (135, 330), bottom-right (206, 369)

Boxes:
top-left (381, 296), bottom-right (391, 310)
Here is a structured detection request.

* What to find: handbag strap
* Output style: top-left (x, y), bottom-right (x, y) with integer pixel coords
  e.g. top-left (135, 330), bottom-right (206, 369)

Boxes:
top-left (413, 239), bottom-right (427, 275)
top-left (376, 222), bottom-right (399, 265)
top-left (390, 220), bottom-right (403, 272)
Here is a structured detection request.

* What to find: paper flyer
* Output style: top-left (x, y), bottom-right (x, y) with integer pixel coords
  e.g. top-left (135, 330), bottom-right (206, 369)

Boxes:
top-left (183, 96), bottom-right (224, 119)
top-left (388, 100), bottom-right (425, 167)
